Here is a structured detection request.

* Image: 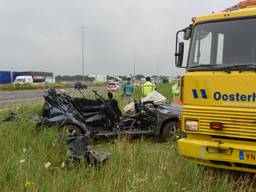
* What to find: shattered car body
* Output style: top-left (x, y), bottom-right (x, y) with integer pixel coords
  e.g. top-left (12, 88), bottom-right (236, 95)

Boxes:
top-left (39, 88), bottom-right (90, 136)
top-left (37, 88), bottom-right (111, 163)
top-left (68, 135), bottom-right (111, 164)
top-left (40, 88), bottom-right (181, 141)
top-left (118, 101), bottom-right (181, 140)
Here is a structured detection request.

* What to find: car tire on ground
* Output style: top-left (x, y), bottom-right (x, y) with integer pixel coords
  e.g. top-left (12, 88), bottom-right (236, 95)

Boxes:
top-left (160, 121), bottom-right (179, 142)
top-left (60, 124), bottom-right (84, 140)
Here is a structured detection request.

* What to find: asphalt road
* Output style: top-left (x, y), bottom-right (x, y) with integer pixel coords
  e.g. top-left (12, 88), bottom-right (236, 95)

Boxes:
top-left (0, 87), bottom-right (104, 107)
top-left (0, 89), bottom-right (46, 107)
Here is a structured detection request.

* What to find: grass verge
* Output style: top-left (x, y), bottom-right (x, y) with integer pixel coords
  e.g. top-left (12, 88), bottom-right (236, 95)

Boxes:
top-left (0, 83), bottom-right (73, 92)
top-left (0, 104), bottom-right (256, 191)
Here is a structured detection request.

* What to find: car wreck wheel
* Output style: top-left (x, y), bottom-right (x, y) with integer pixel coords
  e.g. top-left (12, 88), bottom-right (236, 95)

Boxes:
top-left (160, 121), bottom-right (179, 142)
top-left (61, 124), bottom-right (84, 139)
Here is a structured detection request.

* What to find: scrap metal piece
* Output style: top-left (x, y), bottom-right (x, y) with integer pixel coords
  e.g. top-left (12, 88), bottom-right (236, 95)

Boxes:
top-left (68, 135), bottom-right (89, 157)
top-left (68, 135), bottom-right (111, 164)
top-left (2, 112), bottom-right (17, 122)
top-left (87, 150), bottom-right (111, 163)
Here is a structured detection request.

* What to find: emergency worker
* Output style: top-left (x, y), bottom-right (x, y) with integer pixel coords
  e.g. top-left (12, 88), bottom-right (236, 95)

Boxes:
top-left (172, 81), bottom-right (181, 103)
top-left (123, 76), bottom-right (134, 99)
top-left (142, 77), bottom-right (156, 97)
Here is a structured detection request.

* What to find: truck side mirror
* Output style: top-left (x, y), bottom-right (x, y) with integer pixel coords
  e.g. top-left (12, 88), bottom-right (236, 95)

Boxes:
top-left (175, 26), bottom-right (191, 68)
top-left (175, 42), bottom-right (184, 68)
top-left (183, 28), bottom-right (191, 40)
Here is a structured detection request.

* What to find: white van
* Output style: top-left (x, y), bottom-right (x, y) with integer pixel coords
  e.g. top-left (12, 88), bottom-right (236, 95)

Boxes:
top-left (14, 76), bottom-right (34, 84)
top-left (45, 76), bottom-right (55, 84)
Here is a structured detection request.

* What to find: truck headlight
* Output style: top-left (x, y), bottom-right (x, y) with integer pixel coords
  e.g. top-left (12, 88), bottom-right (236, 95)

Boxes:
top-left (185, 120), bottom-right (199, 131)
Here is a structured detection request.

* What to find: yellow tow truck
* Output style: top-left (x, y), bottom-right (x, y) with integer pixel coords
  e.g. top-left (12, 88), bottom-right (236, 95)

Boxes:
top-left (175, 0), bottom-right (256, 173)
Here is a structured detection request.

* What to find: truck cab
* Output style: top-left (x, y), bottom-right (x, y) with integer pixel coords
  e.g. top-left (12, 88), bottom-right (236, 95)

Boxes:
top-left (175, 1), bottom-right (256, 173)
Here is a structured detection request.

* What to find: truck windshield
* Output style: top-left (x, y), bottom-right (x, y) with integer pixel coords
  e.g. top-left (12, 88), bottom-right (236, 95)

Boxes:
top-left (188, 18), bottom-right (256, 70)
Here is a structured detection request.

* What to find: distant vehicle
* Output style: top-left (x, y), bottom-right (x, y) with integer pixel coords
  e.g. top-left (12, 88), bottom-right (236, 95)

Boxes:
top-left (45, 76), bottom-right (55, 84)
top-left (106, 82), bottom-right (120, 91)
top-left (153, 77), bottom-right (161, 84)
top-left (14, 76), bottom-right (33, 84)
top-left (74, 82), bottom-right (88, 90)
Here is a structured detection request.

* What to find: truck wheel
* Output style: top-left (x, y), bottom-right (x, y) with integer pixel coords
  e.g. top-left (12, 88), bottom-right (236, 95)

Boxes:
top-left (160, 121), bottom-right (179, 142)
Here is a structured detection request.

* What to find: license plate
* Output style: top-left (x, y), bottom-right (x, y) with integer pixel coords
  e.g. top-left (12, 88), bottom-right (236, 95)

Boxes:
top-left (240, 150), bottom-right (256, 161)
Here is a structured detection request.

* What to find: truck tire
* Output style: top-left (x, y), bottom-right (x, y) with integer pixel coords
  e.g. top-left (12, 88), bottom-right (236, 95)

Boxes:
top-left (160, 121), bottom-right (179, 142)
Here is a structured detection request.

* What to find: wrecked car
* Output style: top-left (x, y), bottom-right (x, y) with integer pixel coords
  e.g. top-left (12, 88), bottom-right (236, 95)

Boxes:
top-left (119, 100), bottom-right (181, 141)
top-left (39, 86), bottom-right (181, 141)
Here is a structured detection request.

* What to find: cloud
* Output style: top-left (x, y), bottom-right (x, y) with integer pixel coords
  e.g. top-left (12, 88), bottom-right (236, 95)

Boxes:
top-left (0, 0), bottom-right (241, 76)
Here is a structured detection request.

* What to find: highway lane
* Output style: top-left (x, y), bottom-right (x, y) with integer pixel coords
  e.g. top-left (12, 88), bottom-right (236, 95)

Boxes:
top-left (0, 89), bottom-right (46, 107)
top-left (0, 87), bottom-right (105, 107)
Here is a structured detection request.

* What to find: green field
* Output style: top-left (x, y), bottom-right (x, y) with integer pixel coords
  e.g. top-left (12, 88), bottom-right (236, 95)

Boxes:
top-left (0, 86), bottom-right (255, 191)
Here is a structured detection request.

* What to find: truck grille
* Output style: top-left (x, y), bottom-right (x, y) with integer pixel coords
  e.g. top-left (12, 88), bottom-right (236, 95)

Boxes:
top-left (182, 105), bottom-right (256, 140)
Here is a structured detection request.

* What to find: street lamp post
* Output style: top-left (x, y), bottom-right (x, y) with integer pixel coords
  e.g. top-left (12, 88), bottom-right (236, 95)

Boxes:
top-left (80, 27), bottom-right (87, 82)
top-left (132, 46), bottom-right (136, 81)
top-left (156, 55), bottom-right (159, 77)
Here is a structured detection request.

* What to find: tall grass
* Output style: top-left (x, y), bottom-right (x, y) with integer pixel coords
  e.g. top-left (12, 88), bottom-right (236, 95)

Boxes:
top-left (0, 104), bottom-right (256, 191)
top-left (0, 83), bottom-right (73, 91)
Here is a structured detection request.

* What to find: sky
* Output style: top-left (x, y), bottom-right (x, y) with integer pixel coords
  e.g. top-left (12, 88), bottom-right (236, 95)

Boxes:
top-left (0, 0), bottom-right (241, 76)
